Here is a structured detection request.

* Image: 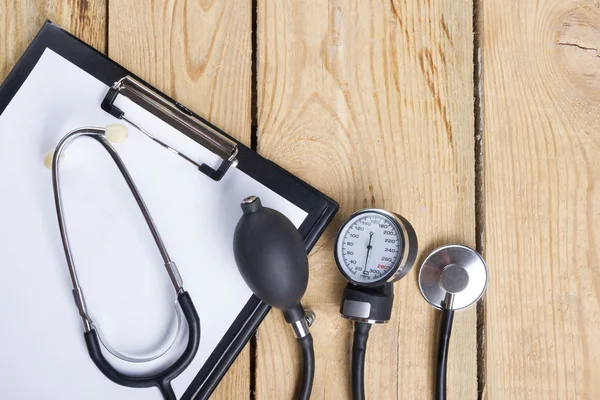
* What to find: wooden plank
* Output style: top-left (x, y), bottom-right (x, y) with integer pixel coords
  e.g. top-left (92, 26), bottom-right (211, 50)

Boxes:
top-left (108, 1), bottom-right (252, 399)
top-left (108, 0), bottom-right (252, 143)
top-left (256, 1), bottom-right (476, 398)
top-left (483, 1), bottom-right (600, 398)
top-left (0, 0), bottom-right (106, 81)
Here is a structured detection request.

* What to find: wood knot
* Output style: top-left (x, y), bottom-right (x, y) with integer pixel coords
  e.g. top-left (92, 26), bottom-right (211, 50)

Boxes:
top-left (555, 6), bottom-right (600, 96)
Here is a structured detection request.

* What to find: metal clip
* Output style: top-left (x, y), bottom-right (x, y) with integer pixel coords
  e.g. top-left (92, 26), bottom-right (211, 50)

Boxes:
top-left (101, 76), bottom-right (238, 181)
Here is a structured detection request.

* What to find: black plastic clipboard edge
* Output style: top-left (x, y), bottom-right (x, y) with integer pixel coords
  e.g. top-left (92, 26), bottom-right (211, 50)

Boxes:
top-left (0, 21), bottom-right (339, 400)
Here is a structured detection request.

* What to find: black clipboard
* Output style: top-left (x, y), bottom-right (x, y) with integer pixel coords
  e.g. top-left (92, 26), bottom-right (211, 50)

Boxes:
top-left (0, 21), bottom-right (338, 399)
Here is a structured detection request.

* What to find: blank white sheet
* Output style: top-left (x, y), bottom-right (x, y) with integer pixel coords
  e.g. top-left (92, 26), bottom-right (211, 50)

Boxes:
top-left (0, 49), bottom-right (307, 399)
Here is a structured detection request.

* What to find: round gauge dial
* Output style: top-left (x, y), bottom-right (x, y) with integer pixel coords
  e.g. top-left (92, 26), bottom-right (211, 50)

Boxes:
top-left (335, 210), bottom-right (409, 286)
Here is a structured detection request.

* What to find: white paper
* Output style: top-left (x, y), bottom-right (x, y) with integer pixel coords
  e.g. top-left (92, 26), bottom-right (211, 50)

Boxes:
top-left (0, 49), bottom-right (307, 399)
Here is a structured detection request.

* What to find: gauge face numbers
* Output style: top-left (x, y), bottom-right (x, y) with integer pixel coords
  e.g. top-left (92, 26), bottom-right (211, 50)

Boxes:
top-left (336, 212), bottom-right (402, 284)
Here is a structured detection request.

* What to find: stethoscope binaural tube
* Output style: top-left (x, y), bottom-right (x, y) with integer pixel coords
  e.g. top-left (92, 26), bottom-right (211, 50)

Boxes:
top-left (51, 127), bottom-right (201, 399)
top-left (418, 245), bottom-right (488, 400)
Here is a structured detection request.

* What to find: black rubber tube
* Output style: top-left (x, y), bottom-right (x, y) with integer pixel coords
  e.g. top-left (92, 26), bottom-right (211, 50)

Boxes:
top-left (436, 308), bottom-right (455, 400)
top-left (84, 291), bottom-right (200, 399)
top-left (352, 322), bottom-right (372, 400)
top-left (297, 333), bottom-right (315, 400)
top-left (158, 382), bottom-right (177, 400)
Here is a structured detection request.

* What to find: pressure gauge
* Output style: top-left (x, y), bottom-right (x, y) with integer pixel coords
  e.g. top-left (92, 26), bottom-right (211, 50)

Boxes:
top-left (334, 209), bottom-right (418, 287)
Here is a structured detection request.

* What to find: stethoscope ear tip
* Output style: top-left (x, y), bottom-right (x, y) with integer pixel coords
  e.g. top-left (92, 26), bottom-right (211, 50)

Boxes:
top-left (43, 149), bottom-right (55, 170)
top-left (44, 148), bottom-right (66, 170)
top-left (105, 123), bottom-right (129, 143)
top-left (44, 124), bottom-right (128, 170)
top-left (418, 245), bottom-right (488, 311)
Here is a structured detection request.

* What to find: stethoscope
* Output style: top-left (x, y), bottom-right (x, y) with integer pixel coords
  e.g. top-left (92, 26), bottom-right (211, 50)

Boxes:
top-left (50, 125), bottom-right (487, 399)
top-left (50, 125), bottom-right (201, 400)
top-left (233, 206), bottom-right (488, 400)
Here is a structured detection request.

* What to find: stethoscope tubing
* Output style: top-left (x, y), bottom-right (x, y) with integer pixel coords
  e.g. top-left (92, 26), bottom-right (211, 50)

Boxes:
top-left (435, 308), bottom-right (454, 400)
top-left (85, 291), bottom-right (200, 399)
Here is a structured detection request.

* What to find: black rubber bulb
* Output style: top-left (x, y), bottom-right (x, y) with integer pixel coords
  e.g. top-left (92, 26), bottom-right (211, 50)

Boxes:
top-left (233, 196), bottom-right (308, 323)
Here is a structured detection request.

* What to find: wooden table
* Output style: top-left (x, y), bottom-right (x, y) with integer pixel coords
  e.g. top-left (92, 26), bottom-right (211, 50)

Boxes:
top-left (2, 1), bottom-right (598, 399)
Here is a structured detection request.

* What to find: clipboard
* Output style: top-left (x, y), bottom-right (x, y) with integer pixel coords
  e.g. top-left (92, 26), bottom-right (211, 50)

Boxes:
top-left (0, 21), bottom-right (338, 399)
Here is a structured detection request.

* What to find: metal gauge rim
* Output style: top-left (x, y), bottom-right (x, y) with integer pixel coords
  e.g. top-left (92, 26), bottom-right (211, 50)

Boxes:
top-left (334, 208), bottom-right (409, 287)
top-left (418, 244), bottom-right (488, 311)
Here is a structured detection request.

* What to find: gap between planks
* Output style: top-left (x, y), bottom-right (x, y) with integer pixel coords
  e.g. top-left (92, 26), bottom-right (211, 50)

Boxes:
top-left (105, 0), bottom-right (109, 54)
top-left (473, 0), bottom-right (486, 398)
top-left (249, 0), bottom-right (259, 399)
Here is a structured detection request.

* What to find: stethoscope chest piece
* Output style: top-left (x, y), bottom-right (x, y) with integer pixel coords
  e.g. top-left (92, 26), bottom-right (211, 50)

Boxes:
top-left (418, 245), bottom-right (488, 311)
top-left (419, 245), bottom-right (488, 400)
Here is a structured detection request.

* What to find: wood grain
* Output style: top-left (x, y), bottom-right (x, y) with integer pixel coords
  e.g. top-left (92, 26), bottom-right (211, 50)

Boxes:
top-left (483, 0), bottom-right (600, 398)
top-left (256, 0), bottom-right (477, 398)
top-left (0, 0), bottom-right (106, 81)
top-left (108, 1), bottom-right (252, 399)
top-left (108, 0), bottom-right (252, 145)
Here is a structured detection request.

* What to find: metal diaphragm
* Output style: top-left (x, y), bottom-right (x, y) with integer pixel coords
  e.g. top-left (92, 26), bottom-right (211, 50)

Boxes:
top-left (418, 245), bottom-right (488, 310)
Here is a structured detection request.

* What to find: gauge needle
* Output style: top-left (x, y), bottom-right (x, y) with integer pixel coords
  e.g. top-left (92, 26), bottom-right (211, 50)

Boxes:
top-left (364, 231), bottom-right (374, 269)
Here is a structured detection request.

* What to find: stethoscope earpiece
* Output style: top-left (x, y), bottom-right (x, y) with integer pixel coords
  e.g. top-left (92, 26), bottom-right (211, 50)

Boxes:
top-left (418, 244), bottom-right (488, 311)
top-left (105, 123), bottom-right (129, 143)
top-left (43, 124), bottom-right (129, 170)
